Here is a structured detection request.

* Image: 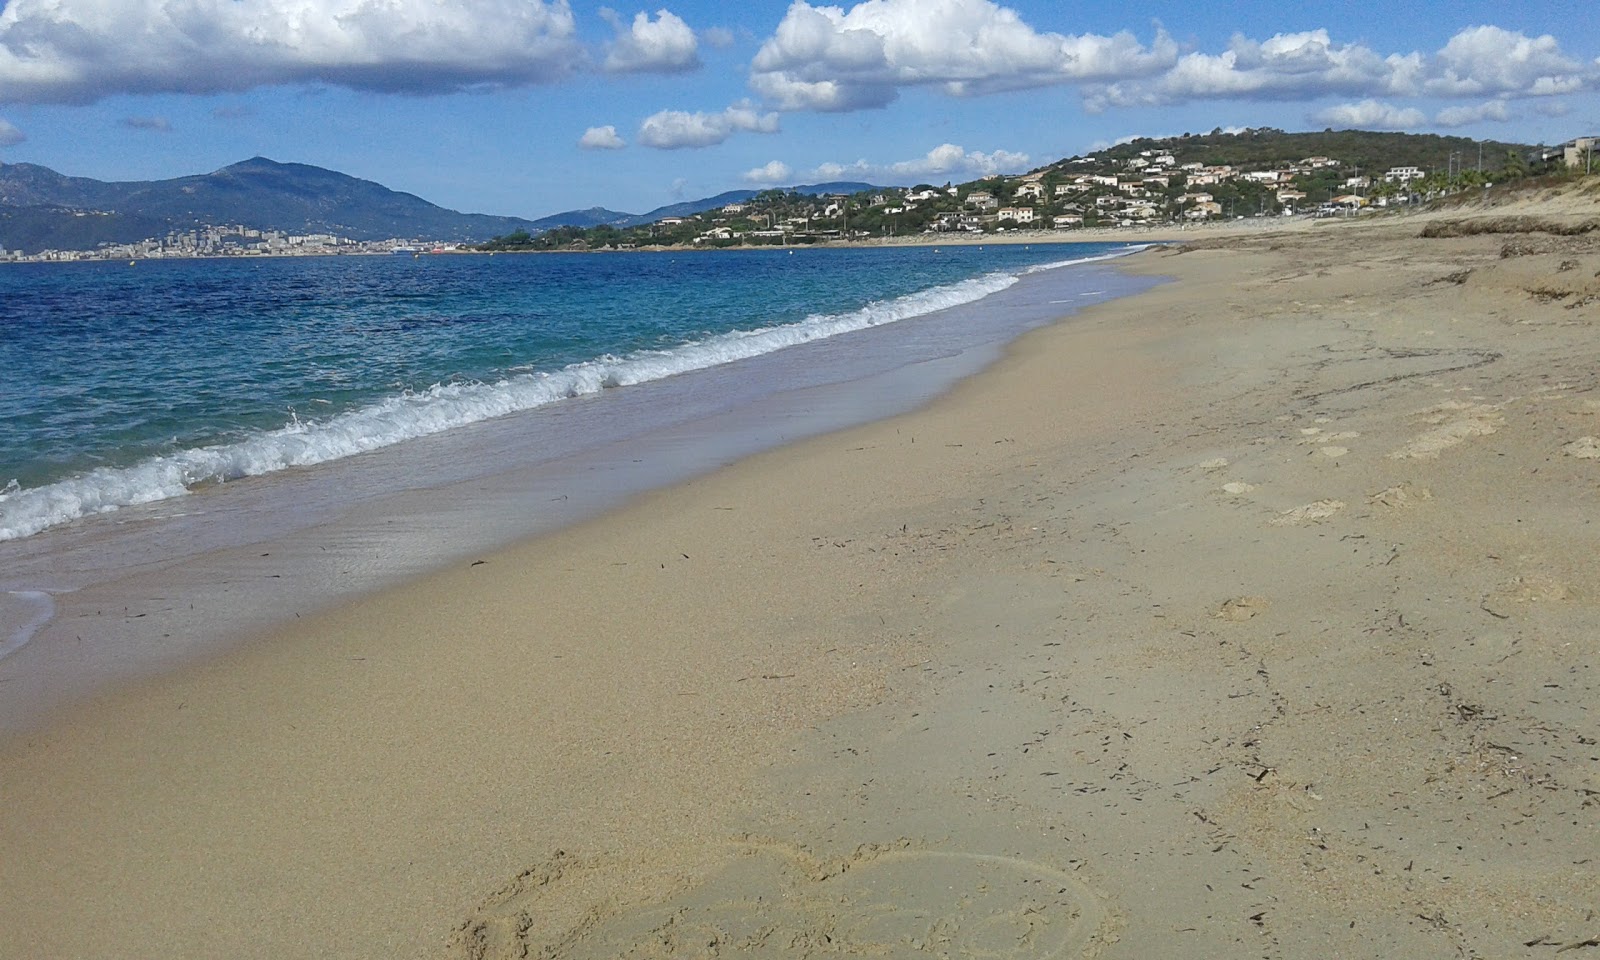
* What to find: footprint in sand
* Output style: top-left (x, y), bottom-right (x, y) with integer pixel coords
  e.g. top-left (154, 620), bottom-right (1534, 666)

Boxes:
top-left (1215, 596), bottom-right (1270, 622)
top-left (1367, 484), bottom-right (1432, 508)
top-left (1269, 499), bottom-right (1345, 526)
top-left (1562, 437), bottom-right (1600, 459)
top-left (451, 840), bottom-right (1110, 960)
top-left (1388, 401), bottom-right (1503, 460)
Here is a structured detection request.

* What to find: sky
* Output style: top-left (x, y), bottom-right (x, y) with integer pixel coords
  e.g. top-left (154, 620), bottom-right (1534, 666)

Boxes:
top-left (0, 0), bottom-right (1596, 220)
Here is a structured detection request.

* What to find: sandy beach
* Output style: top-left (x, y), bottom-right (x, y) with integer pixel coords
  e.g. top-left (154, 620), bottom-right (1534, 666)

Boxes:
top-left (4, 180), bottom-right (1600, 958)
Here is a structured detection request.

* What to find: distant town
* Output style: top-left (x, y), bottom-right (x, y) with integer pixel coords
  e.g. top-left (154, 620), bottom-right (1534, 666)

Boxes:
top-left (0, 223), bottom-right (464, 263)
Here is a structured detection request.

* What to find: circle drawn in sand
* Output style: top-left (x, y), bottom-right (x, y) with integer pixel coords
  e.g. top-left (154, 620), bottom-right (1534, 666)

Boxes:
top-left (452, 839), bottom-right (1109, 960)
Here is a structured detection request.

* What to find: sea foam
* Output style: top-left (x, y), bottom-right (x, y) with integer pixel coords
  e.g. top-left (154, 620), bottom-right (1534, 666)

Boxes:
top-left (0, 249), bottom-right (1139, 542)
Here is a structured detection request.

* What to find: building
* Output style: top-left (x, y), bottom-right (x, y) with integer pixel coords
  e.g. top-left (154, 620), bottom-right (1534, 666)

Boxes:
top-left (1561, 137), bottom-right (1598, 169)
top-left (1384, 166), bottom-right (1425, 183)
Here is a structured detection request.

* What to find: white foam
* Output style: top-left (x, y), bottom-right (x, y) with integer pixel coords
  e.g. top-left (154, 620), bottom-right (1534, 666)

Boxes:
top-left (0, 249), bottom-right (1137, 541)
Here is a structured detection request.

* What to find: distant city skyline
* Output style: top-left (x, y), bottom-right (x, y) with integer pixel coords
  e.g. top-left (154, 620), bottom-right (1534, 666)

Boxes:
top-left (0, 0), bottom-right (1595, 220)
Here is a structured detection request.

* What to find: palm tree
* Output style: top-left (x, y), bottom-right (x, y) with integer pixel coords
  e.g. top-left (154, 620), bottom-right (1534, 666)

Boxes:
top-left (1502, 149), bottom-right (1531, 180)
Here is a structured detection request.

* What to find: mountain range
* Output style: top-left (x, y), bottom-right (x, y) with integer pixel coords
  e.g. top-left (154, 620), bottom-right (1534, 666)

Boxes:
top-left (0, 157), bottom-right (879, 252)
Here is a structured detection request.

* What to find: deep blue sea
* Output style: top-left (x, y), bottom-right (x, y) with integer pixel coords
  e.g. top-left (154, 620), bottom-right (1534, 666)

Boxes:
top-left (0, 243), bottom-right (1133, 542)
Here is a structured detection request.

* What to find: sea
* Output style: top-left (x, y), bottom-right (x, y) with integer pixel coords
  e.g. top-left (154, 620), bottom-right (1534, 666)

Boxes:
top-left (0, 242), bottom-right (1160, 728)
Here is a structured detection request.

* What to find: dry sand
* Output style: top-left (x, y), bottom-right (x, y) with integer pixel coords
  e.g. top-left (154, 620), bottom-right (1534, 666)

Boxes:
top-left (4, 180), bottom-right (1600, 959)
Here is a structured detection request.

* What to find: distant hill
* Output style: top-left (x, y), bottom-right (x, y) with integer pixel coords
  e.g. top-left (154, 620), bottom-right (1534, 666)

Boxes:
top-left (526, 206), bottom-right (637, 230)
top-left (1076, 127), bottom-right (1535, 175)
top-left (0, 157), bottom-right (546, 251)
top-left (530, 182), bottom-right (881, 230)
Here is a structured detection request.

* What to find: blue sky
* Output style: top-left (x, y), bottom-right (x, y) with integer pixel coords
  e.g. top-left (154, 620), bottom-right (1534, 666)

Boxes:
top-left (0, 0), bottom-right (1596, 220)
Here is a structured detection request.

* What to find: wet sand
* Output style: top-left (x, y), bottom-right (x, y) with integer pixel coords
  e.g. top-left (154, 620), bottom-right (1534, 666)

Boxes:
top-left (4, 183), bottom-right (1600, 959)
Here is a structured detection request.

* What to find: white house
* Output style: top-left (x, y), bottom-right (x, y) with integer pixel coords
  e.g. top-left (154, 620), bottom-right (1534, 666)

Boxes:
top-left (1014, 182), bottom-right (1047, 200)
top-left (997, 206), bottom-right (1036, 223)
top-left (1384, 166), bottom-right (1425, 183)
top-left (1562, 136), bottom-right (1598, 168)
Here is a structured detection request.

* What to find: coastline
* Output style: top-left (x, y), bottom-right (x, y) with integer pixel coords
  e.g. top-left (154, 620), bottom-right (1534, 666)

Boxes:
top-left (0, 247), bottom-right (1150, 730)
top-left (5, 200), bottom-right (1600, 958)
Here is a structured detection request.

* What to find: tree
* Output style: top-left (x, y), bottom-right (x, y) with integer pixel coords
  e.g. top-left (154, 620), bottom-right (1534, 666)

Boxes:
top-left (1502, 149), bottom-right (1530, 180)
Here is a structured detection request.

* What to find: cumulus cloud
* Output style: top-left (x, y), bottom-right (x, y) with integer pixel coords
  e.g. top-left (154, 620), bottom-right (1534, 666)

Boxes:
top-left (748, 0), bottom-right (1176, 111)
top-left (0, 118), bottom-right (24, 146)
top-left (811, 142), bottom-right (1028, 181)
top-left (601, 8), bottom-right (700, 74)
top-left (703, 27), bottom-right (736, 49)
top-left (637, 101), bottom-right (779, 148)
top-left (1427, 26), bottom-right (1584, 97)
top-left (579, 125), bottom-right (627, 149)
top-left (1311, 99), bottom-right (1426, 130)
top-left (743, 160), bottom-right (793, 184)
top-left (122, 115), bottom-right (173, 132)
top-left (889, 143), bottom-right (1028, 177)
top-left (1434, 100), bottom-right (1513, 127)
top-left (0, 0), bottom-right (583, 104)
top-left (1084, 25), bottom-right (1594, 112)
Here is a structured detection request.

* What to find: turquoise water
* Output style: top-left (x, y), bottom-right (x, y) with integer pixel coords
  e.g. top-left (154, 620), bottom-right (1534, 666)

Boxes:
top-left (0, 243), bottom-right (1131, 540)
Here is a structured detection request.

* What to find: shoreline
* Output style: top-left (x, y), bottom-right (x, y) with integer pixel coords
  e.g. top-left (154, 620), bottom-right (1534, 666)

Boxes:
top-left (0, 247), bottom-right (1152, 732)
top-left (6, 196), bottom-right (1600, 958)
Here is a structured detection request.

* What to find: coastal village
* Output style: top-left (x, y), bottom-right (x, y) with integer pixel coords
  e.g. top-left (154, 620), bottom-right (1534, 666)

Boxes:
top-left (479, 130), bottom-right (1598, 251)
top-left (0, 223), bottom-right (466, 262)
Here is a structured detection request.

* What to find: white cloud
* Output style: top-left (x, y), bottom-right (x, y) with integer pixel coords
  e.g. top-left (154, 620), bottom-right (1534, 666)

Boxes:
top-left (0, 118), bottom-right (24, 146)
top-left (748, 0), bottom-right (1175, 111)
top-left (808, 143), bottom-right (1029, 181)
top-left (888, 143), bottom-right (1029, 177)
top-left (1311, 99), bottom-right (1426, 130)
top-left (1434, 100), bottom-right (1513, 127)
top-left (743, 160), bottom-right (793, 184)
top-left (579, 125), bottom-right (627, 149)
top-left (637, 101), bottom-right (779, 149)
top-left (1087, 31), bottom-right (1421, 110)
top-left (813, 160), bottom-right (871, 179)
top-left (703, 27), bottom-right (736, 49)
top-left (1427, 26), bottom-right (1583, 97)
top-left (1085, 25), bottom-right (1595, 112)
top-left (122, 115), bottom-right (173, 132)
top-left (601, 8), bottom-right (700, 74)
top-left (0, 0), bottom-right (583, 104)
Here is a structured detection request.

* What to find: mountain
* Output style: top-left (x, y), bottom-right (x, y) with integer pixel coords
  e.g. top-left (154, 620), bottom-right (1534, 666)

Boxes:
top-left (0, 157), bottom-right (888, 253)
top-left (529, 182), bottom-right (882, 231)
top-left (0, 157), bottom-right (545, 251)
top-left (526, 206), bottom-right (637, 230)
